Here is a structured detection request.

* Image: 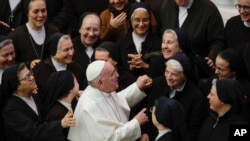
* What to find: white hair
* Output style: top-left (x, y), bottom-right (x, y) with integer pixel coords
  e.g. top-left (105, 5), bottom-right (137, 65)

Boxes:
top-left (166, 59), bottom-right (183, 72)
top-left (131, 7), bottom-right (148, 20)
top-left (57, 34), bottom-right (71, 50)
top-left (163, 29), bottom-right (178, 41)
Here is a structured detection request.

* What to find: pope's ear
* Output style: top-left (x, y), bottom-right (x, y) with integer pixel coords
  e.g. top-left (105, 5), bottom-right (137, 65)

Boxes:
top-left (97, 79), bottom-right (103, 85)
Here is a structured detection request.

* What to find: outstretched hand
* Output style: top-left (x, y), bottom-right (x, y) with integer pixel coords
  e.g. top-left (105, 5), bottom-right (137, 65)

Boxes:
top-left (136, 75), bottom-right (152, 89)
top-left (30, 59), bottom-right (41, 69)
top-left (134, 108), bottom-right (148, 125)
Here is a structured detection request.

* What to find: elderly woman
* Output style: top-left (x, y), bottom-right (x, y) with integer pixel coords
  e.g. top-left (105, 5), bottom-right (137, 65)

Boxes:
top-left (147, 28), bottom-right (214, 83)
top-left (8, 0), bottom-right (58, 68)
top-left (198, 79), bottom-right (249, 141)
top-left (0, 35), bottom-right (16, 141)
top-left (0, 36), bottom-right (16, 82)
top-left (146, 53), bottom-right (208, 141)
top-left (100, 0), bottom-right (157, 42)
top-left (72, 12), bottom-right (102, 69)
top-left (33, 33), bottom-right (86, 92)
top-left (118, 2), bottom-right (161, 78)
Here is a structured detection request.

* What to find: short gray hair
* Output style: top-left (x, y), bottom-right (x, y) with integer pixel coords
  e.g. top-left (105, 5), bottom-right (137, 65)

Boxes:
top-left (57, 35), bottom-right (71, 50)
top-left (166, 59), bottom-right (183, 73)
top-left (163, 29), bottom-right (178, 42)
top-left (0, 39), bottom-right (13, 48)
top-left (131, 7), bottom-right (149, 20)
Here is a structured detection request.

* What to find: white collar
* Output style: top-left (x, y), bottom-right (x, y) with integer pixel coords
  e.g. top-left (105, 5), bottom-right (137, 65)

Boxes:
top-left (0, 69), bottom-right (4, 84)
top-left (9, 0), bottom-right (21, 11)
top-left (132, 31), bottom-right (147, 41)
top-left (51, 56), bottom-right (67, 71)
top-left (58, 100), bottom-right (72, 110)
top-left (244, 21), bottom-right (250, 27)
top-left (171, 80), bottom-right (186, 91)
top-left (14, 94), bottom-right (39, 115)
top-left (169, 80), bottom-right (187, 98)
top-left (132, 31), bottom-right (147, 53)
top-left (155, 129), bottom-right (172, 141)
top-left (26, 23), bottom-right (45, 45)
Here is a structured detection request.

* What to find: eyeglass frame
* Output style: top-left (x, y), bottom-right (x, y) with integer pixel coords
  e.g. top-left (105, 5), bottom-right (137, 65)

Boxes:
top-left (80, 26), bottom-right (100, 34)
top-left (149, 106), bottom-right (154, 113)
top-left (235, 4), bottom-right (250, 12)
top-left (19, 70), bottom-right (34, 81)
top-left (132, 18), bottom-right (150, 24)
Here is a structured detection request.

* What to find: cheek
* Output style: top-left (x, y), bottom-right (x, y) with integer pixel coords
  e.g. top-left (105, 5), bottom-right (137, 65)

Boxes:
top-left (43, 12), bottom-right (47, 17)
top-left (94, 32), bottom-right (100, 37)
top-left (0, 58), bottom-right (5, 65)
top-left (131, 23), bottom-right (136, 29)
top-left (82, 32), bottom-right (89, 37)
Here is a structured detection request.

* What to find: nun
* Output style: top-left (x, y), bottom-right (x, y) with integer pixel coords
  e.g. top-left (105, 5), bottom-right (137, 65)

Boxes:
top-left (43, 70), bottom-right (79, 141)
top-left (198, 79), bottom-right (249, 141)
top-left (1, 63), bottom-right (75, 141)
top-left (32, 32), bottom-right (87, 92)
top-left (152, 96), bottom-right (190, 141)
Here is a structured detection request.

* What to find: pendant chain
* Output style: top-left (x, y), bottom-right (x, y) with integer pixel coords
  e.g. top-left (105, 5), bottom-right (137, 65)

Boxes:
top-left (28, 33), bottom-right (44, 60)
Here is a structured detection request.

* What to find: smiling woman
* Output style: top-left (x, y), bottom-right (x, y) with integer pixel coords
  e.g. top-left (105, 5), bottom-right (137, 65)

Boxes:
top-left (0, 36), bottom-right (15, 71)
top-left (1, 63), bottom-right (76, 141)
top-left (118, 2), bottom-right (161, 78)
top-left (7, 0), bottom-right (58, 68)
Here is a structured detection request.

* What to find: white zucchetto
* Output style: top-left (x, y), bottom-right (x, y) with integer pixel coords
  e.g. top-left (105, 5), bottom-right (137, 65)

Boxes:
top-left (86, 60), bottom-right (105, 81)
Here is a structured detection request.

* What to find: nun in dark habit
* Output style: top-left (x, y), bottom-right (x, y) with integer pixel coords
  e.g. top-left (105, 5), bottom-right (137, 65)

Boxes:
top-left (151, 96), bottom-right (190, 141)
top-left (198, 79), bottom-right (249, 141)
top-left (1, 63), bottom-right (75, 141)
top-left (42, 70), bottom-right (79, 141)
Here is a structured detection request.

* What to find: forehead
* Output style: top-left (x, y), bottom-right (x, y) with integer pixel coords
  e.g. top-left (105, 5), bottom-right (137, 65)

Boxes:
top-left (103, 62), bottom-right (115, 74)
top-left (238, 0), bottom-right (250, 4)
top-left (216, 56), bottom-right (229, 66)
top-left (95, 51), bottom-right (109, 59)
top-left (18, 66), bottom-right (29, 77)
top-left (166, 65), bottom-right (182, 74)
top-left (132, 10), bottom-right (150, 18)
top-left (29, 0), bottom-right (46, 9)
top-left (163, 32), bottom-right (177, 40)
top-left (82, 15), bottom-right (101, 27)
top-left (58, 38), bottom-right (72, 49)
top-left (0, 43), bottom-right (14, 50)
top-left (211, 85), bottom-right (217, 94)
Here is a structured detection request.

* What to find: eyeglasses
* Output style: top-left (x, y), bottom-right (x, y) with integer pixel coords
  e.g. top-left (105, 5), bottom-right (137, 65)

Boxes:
top-left (132, 18), bottom-right (150, 24)
top-left (81, 27), bottom-right (100, 33)
top-left (19, 70), bottom-right (33, 81)
top-left (235, 4), bottom-right (250, 12)
top-left (149, 106), bottom-right (154, 113)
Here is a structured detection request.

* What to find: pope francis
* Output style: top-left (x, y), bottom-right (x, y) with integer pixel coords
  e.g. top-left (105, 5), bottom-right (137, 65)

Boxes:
top-left (68, 60), bottom-right (152, 141)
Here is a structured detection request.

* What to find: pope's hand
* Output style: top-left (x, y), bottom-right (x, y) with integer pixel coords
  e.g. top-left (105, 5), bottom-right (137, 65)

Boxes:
top-left (136, 75), bottom-right (152, 89)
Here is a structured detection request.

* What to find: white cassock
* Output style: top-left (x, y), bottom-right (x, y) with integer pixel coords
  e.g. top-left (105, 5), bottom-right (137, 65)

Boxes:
top-left (68, 83), bottom-right (146, 141)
